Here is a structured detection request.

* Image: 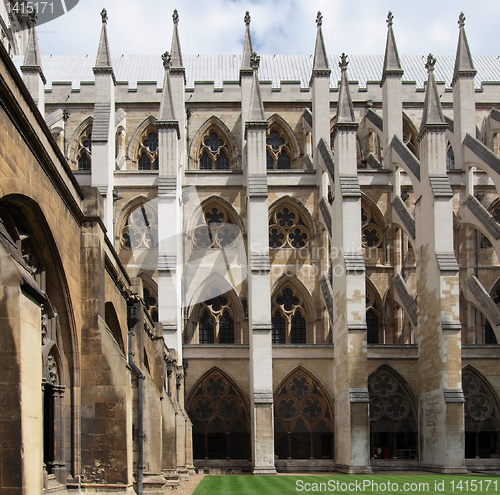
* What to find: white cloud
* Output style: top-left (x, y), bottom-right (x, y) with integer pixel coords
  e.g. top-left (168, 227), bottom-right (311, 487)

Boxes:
top-left (36, 0), bottom-right (500, 57)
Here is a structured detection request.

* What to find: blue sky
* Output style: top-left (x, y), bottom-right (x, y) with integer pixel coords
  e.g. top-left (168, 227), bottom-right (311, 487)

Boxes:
top-left (36, 0), bottom-right (500, 57)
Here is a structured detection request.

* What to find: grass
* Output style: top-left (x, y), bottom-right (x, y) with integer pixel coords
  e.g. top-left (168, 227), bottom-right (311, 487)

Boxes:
top-left (193, 474), bottom-right (500, 494)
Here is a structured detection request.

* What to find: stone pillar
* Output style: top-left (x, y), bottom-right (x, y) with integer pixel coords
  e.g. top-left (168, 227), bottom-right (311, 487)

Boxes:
top-left (331, 54), bottom-right (371, 473)
top-left (245, 52), bottom-right (276, 474)
top-left (415, 55), bottom-right (465, 473)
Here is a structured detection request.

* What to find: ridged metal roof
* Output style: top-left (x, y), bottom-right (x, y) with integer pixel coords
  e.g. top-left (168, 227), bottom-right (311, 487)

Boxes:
top-left (12, 54), bottom-right (500, 90)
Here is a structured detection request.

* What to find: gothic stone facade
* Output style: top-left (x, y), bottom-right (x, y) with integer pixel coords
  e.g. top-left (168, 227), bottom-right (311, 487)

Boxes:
top-left (2, 6), bottom-right (500, 494)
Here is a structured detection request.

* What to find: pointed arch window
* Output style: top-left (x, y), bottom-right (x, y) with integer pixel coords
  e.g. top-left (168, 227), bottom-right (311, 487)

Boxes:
top-left (187, 368), bottom-right (251, 460)
top-left (274, 368), bottom-right (334, 459)
top-left (266, 126), bottom-right (291, 170)
top-left (197, 290), bottom-right (235, 344)
top-left (143, 286), bottom-right (158, 323)
top-left (361, 205), bottom-right (383, 249)
top-left (137, 129), bottom-right (159, 170)
top-left (402, 117), bottom-right (419, 158)
top-left (198, 130), bottom-right (232, 170)
top-left (77, 127), bottom-right (92, 171)
top-left (366, 284), bottom-right (381, 344)
top-left (446, 142), bottom-right (455, 170)
top-left (120, 202), bottom-right (158, 250)
top-left (269, 203), bottom-right (310, 249)
top-left (369, 368), bottom-right (417, 460)
top-left (192, 204), bottom-right (240, 250)
top-left (463, 367), bottom-right (500, 458)
top-left (272, 288), bottom-right (307, 344)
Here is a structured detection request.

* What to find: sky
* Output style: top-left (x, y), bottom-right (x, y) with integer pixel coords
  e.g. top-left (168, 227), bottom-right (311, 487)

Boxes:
top-left (36, 0), bottom-right (500, 58)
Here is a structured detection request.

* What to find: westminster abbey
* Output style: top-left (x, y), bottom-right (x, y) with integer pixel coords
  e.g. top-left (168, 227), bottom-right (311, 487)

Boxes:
top-left (1, 3), bottom-right (500, 494)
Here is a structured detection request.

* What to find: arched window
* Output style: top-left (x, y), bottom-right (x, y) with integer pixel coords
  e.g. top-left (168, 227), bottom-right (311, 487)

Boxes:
top-left (266, 125), bottom-right (291, 170)
top-left (137, 130), bottom-right (159, 170)
top-left (120, 202), bottom-right (158, 250)
top-left (269, 203), bottom-right (310, 249)
top-left (143, 286), bottom-right (158, 323)
top-left (77, 127), bottom-right (92, 171)
top-left (402, 115), bottom-right (419, 158)
top-left (361, 204), bottom-right (384, 257)
top-left (369, 131), bottom-right (382, 162)
top-left (272, 288), bottom-right (307, 344)
top-left (192, 203), bottom-right (240, 250)
top-left (446, 142), bottom-right (455, 170)
top-left (369, 367), bottom-right (418, 460)
top-left (187, 368), bottom-right (250, 460)
top-left (366, 283), bottom-right (381, 344)
top-left (196, 290), bottom-right (235, 344)
top-left (463, 367), bottom-right (500, 458)
top-left (274, 367), bottom-right (334, 460)
top-left (197, 131), bottom-right (232, 170)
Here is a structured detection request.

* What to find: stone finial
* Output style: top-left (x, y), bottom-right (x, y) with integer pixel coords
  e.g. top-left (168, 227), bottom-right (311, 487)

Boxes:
top-left (387, 11), bottom-right (394, 26)
top-left (425, 53), bottom-right (436, 72)
top-left (250, 51), bottom-right (260, 70)
top-left (458, 12), bottom-right (465, 28)
top-left (245, 11), bottom-right (250, 25)
top-left (162, 51), bottom-right (171, 69)
top-left (316, 11), bottom-right (323, 27)
top-left (339, 53), bottom-right (349, 71)
top-left (173, 9), bottom-right (179, 24)
top-left (100, 8), bottom-right (108, 24)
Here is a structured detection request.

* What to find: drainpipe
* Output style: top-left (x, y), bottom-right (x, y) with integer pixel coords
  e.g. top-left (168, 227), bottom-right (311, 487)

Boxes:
top-left (127, 298), bottom-right (145, 495)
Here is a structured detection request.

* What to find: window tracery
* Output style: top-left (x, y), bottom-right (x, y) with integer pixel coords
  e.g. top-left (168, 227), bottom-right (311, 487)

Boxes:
top-left (197, 290), bottom-right (235, 344)
top-left (77, 127), bottom-right (92, 171)
top-left (187, 368), bottom-right (250, 460)
top-left (402, 117), bottom-right (418, 157)
top-left (198, 130), bottom-right (231, 170)
top-left (272, 288), bottom-right (307, 344)
top-left (361, 206), bottom-right (383, 249)
top-left (143, 287), bottom-right (158, 323)
top-left (369, 368), bottom-right (417, 460)
top-left (192, 204), bottom-right (239, 250)
top-left (269, 204), bottom-right (310, 249)
top-left (120, 203), bottom-right (158, 250)
top-left (266, 126), bottom-right (291, 170)
top-left (446, 141), bottom-right (455, 170)
top-left (274, 367), bottom-right (334, 459)
top-left (463, 367), bottom-right (500, 458)
top-left (137, 129), bottom-right (158, 170)
top-left (366, 285), bottom-right (380, 344)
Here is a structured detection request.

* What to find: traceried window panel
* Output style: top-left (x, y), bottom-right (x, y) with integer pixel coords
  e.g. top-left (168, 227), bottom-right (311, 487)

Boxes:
top-left (143, 286), bottom-right (158, 323)
top-left (463, 367), bottom-right (500, 459)
top-left (362, 206), bottom-right (384, 266)
top-left (274, 367), bottom-right (334, 460)
top-left (366, 285), bottom-right (381, 344)
top-left (369, 367), bottom-right (418, 460)
top-left (77, 127), bottom-right (92, 171)
top-left (198, 130), bottom-right (232, 170)
top-left (192, 204), bottom-right (240, 250)
top-left (446, 141), bottom-right (455, 170)
top-left (137, 130), bottom-right (159, 170)
top-left (196, 289), bottom-right (235, 344)
top-left (266, 126), bottom-right (291, 170)
top-left (120, 203), bottom-right (158, 250)
top-left (272, 288), bottom-right (307, 344)
top-left (402, 116), bottom-right (419, 158)
top-left (187, 368), bottom-right (251, 460)
top-left (269, 204), bottom-right (309, 249)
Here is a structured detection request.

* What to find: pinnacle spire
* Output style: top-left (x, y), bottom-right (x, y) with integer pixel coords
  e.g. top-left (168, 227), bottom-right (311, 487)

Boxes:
top-left (452, 12), bottom-right (476, 85)
top-left (419, 54), bottom-right (446, 133)
top-left (241, 11), bottom-right (254, 72)
top-left (94, 9), bottom-right (113, 68)
top-left (337, 54), bottom-right (356, 124)
top-left (248, 52), bottom-right (265, 121)
top-left (21, 16), bottom-right (46, 83)
top-left (312, 11), bottom-right (329, 72)
top-left (381, 11), bottom-right (403, 83)
top-left (158, 51), bottom-right (176, 122)
top-left (170, 9), bottom-right (183, 68)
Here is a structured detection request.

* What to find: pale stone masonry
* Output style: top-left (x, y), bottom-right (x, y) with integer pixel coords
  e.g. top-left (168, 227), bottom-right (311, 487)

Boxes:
top-left (2, 6), bottom-right (500, 494)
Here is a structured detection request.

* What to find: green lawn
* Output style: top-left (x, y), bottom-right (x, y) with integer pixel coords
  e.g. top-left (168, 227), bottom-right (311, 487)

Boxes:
top-left (193, 474), bottom-right (500, 495)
